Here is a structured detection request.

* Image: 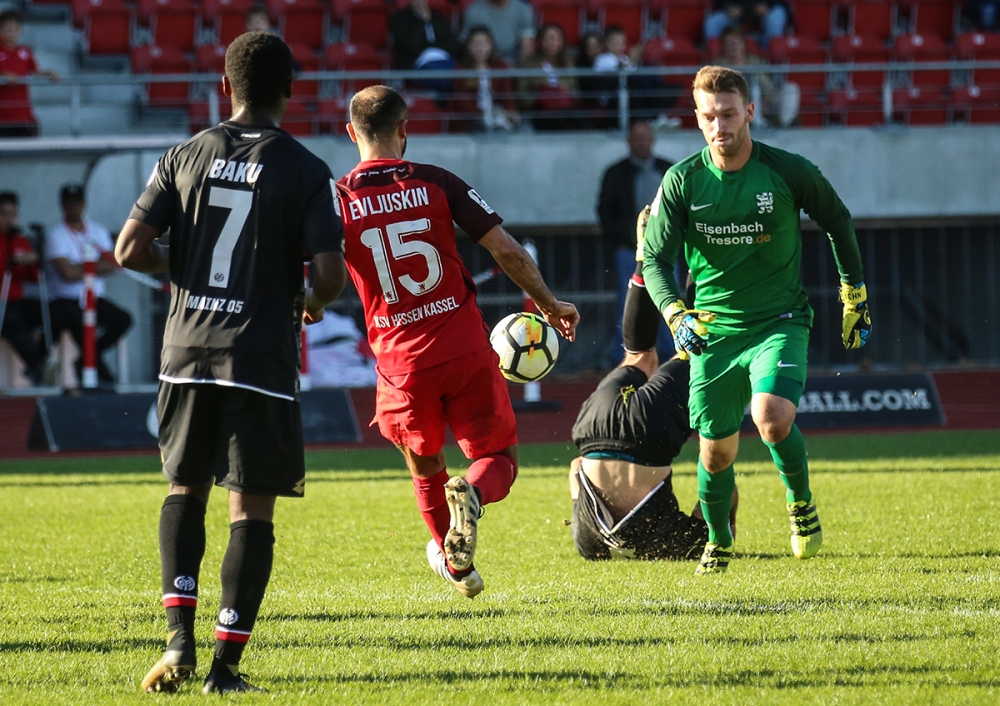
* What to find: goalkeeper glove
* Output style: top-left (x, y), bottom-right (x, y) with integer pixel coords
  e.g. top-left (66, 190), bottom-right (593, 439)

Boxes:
top-left (839, 282), bottom-right (872, 349)
top-left (635, 205), bottom-right (651, 262)
top-left (664, 300), bottom-right (716, 358)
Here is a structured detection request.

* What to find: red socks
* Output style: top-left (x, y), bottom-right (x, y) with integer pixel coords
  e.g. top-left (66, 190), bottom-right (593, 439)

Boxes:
top-left (465, 453), bottom-right (517, 505)
top-left (412, 469), bottom-right (450, 551)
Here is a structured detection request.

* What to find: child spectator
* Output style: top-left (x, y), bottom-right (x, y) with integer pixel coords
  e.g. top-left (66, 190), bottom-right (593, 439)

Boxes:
top-left (517, 23), bottom-right (577, 131)
top-left (451, 26), bottom-right (520, 132)
top-left (711, 26), bottom-right (799, 127)
top-left (0, 11), bottom-right (59, 137)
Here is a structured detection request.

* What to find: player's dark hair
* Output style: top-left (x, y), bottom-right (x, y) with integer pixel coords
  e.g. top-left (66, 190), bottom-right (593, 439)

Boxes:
top-left (0, 10), bottom-right (23, 26)
top-left (349, 85), bottom-right (408, 144)
top-left (693, 65), bottom-right (749, 106)
top-left (0, 191), bottom-right (18, 208)
top-left (224, 31), bottom-right (293, 110)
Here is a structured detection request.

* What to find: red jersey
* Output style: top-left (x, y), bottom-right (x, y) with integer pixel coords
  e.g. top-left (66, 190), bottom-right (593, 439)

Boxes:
top-left (0, 45), bottom-right (38, 125)
top-left (337, 159), bottom-right (503, 375)
top-left (0, 228), bottom-right (40, 300)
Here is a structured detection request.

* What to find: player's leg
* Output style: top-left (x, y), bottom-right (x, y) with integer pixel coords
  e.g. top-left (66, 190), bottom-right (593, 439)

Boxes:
top-left (142, 383), bottom-right (220, 693)
top-left (0, 299), bottom-right (47, 382)
top-left (748, 322), bottom-right (821, 559)
top-left (202, 387), bottom-right (304, 693)
top-left (688, 337), bottom-right (748, 574)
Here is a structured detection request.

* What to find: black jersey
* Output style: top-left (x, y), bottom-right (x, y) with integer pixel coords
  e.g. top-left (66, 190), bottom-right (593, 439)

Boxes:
top-left (572, 358), bottom-right (692, 466)
top-left (129, 122), bottom-right (344, 400)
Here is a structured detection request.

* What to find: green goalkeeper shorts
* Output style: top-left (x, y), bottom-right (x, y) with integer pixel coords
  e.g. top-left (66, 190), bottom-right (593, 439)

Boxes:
top-left (688, 319), bottom-right (810, 439)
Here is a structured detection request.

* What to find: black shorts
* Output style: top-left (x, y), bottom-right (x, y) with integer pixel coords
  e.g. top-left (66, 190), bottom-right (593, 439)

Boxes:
top-left (158, 381), bottom-right (306, 497)
top-left (572, 469), bottom-right (707, 561)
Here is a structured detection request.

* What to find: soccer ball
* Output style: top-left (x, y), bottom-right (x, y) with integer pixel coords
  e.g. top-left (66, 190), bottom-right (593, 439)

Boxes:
top-left (490, 312), bottom-right (559, 383)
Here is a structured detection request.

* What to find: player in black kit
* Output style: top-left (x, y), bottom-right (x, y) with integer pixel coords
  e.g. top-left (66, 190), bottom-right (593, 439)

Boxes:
top-left (570, 209), bottom-right (736, 560)
top-left (115, 32), bottom-right (346, 694)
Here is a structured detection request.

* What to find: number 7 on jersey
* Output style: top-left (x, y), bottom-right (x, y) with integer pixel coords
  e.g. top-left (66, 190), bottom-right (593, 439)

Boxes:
top-left (207, 186), bottom-right (254, 289)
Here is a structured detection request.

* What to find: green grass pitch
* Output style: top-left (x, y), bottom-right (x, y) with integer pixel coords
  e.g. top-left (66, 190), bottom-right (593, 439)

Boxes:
top-left (2, 429), bottom-right (1000, 705)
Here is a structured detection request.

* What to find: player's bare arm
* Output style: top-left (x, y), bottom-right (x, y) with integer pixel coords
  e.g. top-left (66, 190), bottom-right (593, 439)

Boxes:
top-left (303, 251), bottom-right (347, 325)
top-left (115, 218), bottom-right (169, 273)
top-left (479, 224), bottom-right (579, 342)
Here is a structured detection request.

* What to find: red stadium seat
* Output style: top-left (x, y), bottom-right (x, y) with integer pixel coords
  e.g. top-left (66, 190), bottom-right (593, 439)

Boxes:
top-left (894, 32), bottom-right (951, 88)
top-left (849, 1), bottom-right (896, 41)
top-left (202, 0), bottom-right (255, 45)
top-left (76, 0), bottom-right (133, 55)
top-left (317, 96), bottom-right (350, 134)
top-left (956, 32), bottom-right (1000, 90)
top-left (533, 0), bottom-right (584, 48)
top-left (643, 37), bottom-right (702, 128)
top-left (900, 0), bottom-right (959, 40)
top-left (793, 0), bottom-right (835, 42)
top-left (650, 0), bottom-right (705, 44)
top-left (334, 0), bottom-right (390, 50)
top-left (951, 85), bottom-right (1000, 123)
top-left (323, 42), bottom-right (386, 92)
top-left (195, 43), bottom-right (228, 74)
top-left (892, 85), bottom-right (948, 123)
top-left (188, 93), bottom-right (233, 133)
top-left (706, 35), bottom-right (764, 59)
top-left (131, 45), bottom-right (191, 108)
top-left (832, 34), bottom-right (891, 88)
top-left (769, 34), bottom-right (828, 102)
top-left (289, 42), bottom-right (320, 97)
top-left (590, 0), bottom-right (644, 45)
top-left (138, 0), bottom-right (198, 52)
top-left (269, 0), bottom-right (328, 50)
top-left (402, 94), bottom-right (445, 133)
top-left (827, 87), bottom-right (885, 125)
top-left (282, 98), bottom-right (315, 136)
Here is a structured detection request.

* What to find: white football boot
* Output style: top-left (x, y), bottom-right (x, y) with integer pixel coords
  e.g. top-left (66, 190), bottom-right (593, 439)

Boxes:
top-left (443, 477), bottom-right (480, 571)
top-left (426, 539), bottom-right (483, 598)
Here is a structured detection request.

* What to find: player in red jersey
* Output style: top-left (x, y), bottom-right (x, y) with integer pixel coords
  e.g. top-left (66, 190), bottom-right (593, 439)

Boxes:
top-left (338, 85), bottom-right (579, 598)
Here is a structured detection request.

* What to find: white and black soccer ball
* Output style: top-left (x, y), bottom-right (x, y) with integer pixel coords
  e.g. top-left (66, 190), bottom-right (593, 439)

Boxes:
top-left (490, 312), bottom-right (559, 383)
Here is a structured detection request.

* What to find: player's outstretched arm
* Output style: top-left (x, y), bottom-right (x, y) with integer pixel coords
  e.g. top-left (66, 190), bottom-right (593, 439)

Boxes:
top-left (303, 252), bottom-right (347, 325)
top-left (115, 219), bottom-right (168, 273)
top-left (479, 225), bottom-right (580, 342)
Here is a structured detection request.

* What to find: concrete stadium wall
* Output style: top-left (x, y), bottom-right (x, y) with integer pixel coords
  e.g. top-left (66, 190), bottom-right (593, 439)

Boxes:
top-left (2, 125), bottom-right (999, 383)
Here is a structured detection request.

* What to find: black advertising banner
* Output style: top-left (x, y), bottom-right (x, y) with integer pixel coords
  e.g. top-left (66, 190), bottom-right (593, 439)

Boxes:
top-left (741, 373), bottom-right (946, 430)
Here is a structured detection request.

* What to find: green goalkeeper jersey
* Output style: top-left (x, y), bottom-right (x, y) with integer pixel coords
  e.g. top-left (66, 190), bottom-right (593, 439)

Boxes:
top-left (642, 140), bottom-right (864, 335)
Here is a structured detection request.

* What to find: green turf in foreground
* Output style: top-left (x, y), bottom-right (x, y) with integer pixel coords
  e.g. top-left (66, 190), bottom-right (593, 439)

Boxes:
top-left (2, 430), bottom-right (999, 705)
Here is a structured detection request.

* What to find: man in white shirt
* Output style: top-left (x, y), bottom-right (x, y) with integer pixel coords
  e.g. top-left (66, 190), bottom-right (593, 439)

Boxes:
top-left (47, 183), bottom-right (132, 384)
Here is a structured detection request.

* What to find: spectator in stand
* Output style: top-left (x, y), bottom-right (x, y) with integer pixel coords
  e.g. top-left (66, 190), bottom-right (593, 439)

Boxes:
top-left (0, 191), bottom-right (48, 384)
top-left (593, 25), bottom-right (663, 123)
top-left (593, 25), bottom-right (645, 72)
top-left (451, 26), bottom-right (520, 132)
top-left (577, 31), bottom-right (617, 128)
top-left (0, 10), bottom-right (59, 138)
top-left (46, 184), bottom-right (132, 384)
top-left (244, 7), bottom-right (274, 33)
top-left (391, 0), bottom-right (460, 70)
top-left (712, 26), bottom-right (799, 128)
top-left (460, 0), bottom-right (535, 66)
top-left (518, 23), bottom-right (578, 131)
top-left (965, 0), bottom-right (998, 30)
top-left (704, 0), bottom-right (790, 49)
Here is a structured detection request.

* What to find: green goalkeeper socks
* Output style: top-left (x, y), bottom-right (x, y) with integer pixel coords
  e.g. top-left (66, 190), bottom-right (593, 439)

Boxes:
top-left (764, 424), bottom-right (812, 504)
top-left (698, 461), bottom-right (735, 547)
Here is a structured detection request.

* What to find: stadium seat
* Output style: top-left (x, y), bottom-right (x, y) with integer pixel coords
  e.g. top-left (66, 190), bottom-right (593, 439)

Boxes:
top-left (76, 0), bottom-right (133, 55)
top-left (951, 85), bottom-right (1000, 123)
top-left (334, 0), bottom-right (390, 50)
top-left (892, 85), bottom-right (948, 123)
top-left (188, 93), bottom-right (233, 133)
top-left (770, 34), bottom-right (829, 105)
top-left (317, 96), bottom-right (350, 135)
top-left (849, 1), bottom-right (896, 41)
top-left (894, 32), bottom-right (951, 88)
top-left (899, 0), bottom-right (959, 40)
top-left (202, 0), bottom-right (255, 45)
top-left (289, 42), bottom-right (320, 97)
top-left (650, 0), bottom-right (705, 44)
top-left (793, 0), bottom-right (835, 42)
top-left (195, 43), bottom-right (228, 74)
top-left (642, 37), bottom-right (702, 128)
top-left (131, 45), bottom-right (192, 109)
top-left (282, 98), bottom-right (315, 136)
top-left (832, 33), bottom-right (892, 88)
top-left (590, 0), bottom-right (644, 45)
top-left (402, 94), bottom-right (445, 133)
top-left (532, 0), bottom-right (584, 48)
top-left (956, 31), bottom-right (1000, 90)
top-left (269, 0), bottom-right (328, 50)
top-left (323, 42), bottom-right (386, 92)
top-left (138, 0), bottom-right (198, 52)
top-left (827, 87), bottom-right (886, 125)
top-left (705, 35), bottom-right (764, 60)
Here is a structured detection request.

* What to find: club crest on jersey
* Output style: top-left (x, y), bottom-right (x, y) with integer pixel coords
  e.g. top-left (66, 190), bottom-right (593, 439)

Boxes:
top-left (756, 192), bottom-right (774, 214)
top-left (467, 189), bottom-right (494, 214)
top-left (209, 159), bottom-right (264, 185)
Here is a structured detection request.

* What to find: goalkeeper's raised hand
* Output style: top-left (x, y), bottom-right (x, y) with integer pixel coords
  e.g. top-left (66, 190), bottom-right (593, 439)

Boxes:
top-left (664, 300), bottom-right (716, 358)
top-left (839, 282), bottom-right (872, 349)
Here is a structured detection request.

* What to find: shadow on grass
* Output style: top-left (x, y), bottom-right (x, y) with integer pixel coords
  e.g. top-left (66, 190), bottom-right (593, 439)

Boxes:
top-left (266, 606), bottom-right (523, 624)
top-left (1, 637), bottom-right (163, 654)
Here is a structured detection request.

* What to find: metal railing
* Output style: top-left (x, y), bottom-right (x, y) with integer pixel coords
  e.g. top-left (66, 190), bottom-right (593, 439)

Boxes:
top-left (3, 61), bottom-right (1000, 137)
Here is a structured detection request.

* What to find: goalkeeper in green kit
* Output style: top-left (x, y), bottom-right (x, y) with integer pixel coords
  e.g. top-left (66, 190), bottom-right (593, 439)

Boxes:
top-left (642, 65), bottom-right (872, 575)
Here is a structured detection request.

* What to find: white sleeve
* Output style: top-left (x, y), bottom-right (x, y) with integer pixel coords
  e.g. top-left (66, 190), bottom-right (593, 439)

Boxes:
top-left (46, 226), bottom-right (75, 262)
